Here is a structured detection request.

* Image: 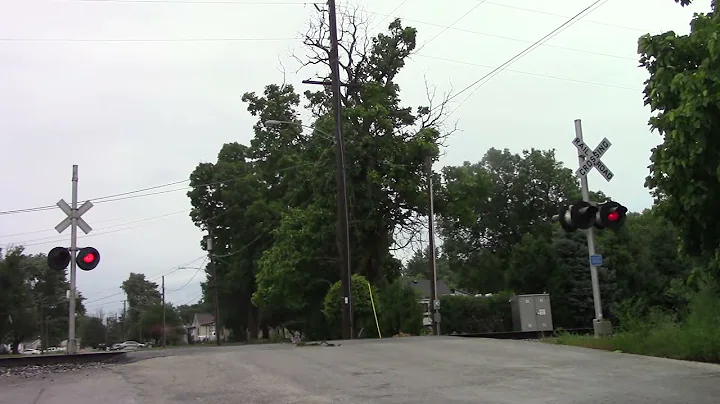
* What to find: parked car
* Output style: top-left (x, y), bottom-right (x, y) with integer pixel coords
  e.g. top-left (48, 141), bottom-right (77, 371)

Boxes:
top-left (21, 349), bottom-right (41, 355)
top-left (119, 341), bottom-right (146, 350)
top-left (107, 343), bottom-right (124, 351)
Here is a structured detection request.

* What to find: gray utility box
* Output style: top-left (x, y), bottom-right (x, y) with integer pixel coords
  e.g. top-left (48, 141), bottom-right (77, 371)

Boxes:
top-left (510, 294), bottom-right (553, 332)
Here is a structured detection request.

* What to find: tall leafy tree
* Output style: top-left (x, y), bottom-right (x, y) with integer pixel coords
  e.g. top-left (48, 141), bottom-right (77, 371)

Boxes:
top-left (120, 273), bottom-right (161, 340)
top-left (0, 247), bottom-right (84, 352)
top-left (188, 12), bottom-right (450, 338)
top-left (438, 148), bottom-right (579, 293)
top-left (638, 0), bottom-right (720, 271)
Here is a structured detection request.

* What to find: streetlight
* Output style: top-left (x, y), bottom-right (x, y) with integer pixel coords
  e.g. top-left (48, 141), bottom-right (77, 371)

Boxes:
top-left (262, 118), bottom-right (354, 339)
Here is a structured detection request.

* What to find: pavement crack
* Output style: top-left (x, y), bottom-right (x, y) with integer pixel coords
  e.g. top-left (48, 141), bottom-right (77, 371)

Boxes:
top-left (31, 386), bottom-right (45, 404)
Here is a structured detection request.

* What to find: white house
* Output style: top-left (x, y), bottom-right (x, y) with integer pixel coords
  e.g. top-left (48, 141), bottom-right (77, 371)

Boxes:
top-left (188, 313), bottom-right (228, 342)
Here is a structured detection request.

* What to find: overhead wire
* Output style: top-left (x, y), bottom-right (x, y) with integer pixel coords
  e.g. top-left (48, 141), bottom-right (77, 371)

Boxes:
top-left (342, 6), bottom-right (635, 62)
top-left (168, 257), bottom-right (208, 292)
top-left (414, 0), bottom-right (487, 53)
top-left (413, 54), bottom-right (639, 92)
top-left (63, 133), bottom-right (340, 308)
top-left (368, 0), bottom-right (410, 31)
top-left (481, 1), bottom-right (647, 33)
top-left (0, 37), bottom-right (300, 43)
top-left (73, 0), bottom-right (322, 4)
top-left (0, 161), bottom-right (318, 216)
top-left (2, 210), bottom-right (190, 245)
top-left (442, 0), bottom-right (610, 117)
top-left (81, 255), bottom-right (208, 306)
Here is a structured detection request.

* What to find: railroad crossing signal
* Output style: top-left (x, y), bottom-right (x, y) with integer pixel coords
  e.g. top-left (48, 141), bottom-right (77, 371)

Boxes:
top-left (48, 246), bottom-right (71, 270)
top-left (47, 246), bottom-right (101, 271)
top-left (55, 199), bottom-right (93, 234)
top-left (77, 247), bottom-right (100, 271)
top-left (594, 201), bottom-right (627, 231)
top-left (52, 193), bottom-right (100, 271)
top-left (554, 200), bottom-right (628, 232)
top-left (573, 136), bottom-right (614, 182)
top-left (554, 201), bottom-right (598, 232)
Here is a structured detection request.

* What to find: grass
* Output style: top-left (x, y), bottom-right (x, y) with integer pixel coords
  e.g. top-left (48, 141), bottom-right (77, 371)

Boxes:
top-left (546, 289), bottom-right (720, 364)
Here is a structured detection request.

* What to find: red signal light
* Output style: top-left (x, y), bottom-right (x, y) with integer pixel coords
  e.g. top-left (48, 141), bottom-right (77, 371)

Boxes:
top-left (607, 211), bottom-right (620, 222)
top-left (76, 247), bottom-right (100, 271)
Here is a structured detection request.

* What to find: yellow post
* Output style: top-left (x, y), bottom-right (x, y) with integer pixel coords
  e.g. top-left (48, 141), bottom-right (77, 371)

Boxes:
top-left (367, 281), bottom-right (382, 338)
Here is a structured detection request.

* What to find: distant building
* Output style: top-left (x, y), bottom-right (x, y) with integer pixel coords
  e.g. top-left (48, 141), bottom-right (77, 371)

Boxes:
top-left (405, 279), bottom-right (469, 327)
top-left (188, 313), bottom-right (228, 343)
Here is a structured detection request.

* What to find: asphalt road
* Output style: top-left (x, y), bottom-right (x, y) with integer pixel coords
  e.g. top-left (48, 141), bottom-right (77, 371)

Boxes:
top-left (1, 336), bottom-right (719, 404)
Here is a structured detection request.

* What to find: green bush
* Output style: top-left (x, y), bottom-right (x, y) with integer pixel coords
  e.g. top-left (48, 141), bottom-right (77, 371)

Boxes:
top-left (323, 274), bottom-right (380, 338)
top-left (440, 294), bottom-right (513, 335)
top-left (551, 286), bottom-right (720, 363)
top-left (377, 279), bottom-right (424, 337)
top-left (323, 276), bottom-right (425, 338)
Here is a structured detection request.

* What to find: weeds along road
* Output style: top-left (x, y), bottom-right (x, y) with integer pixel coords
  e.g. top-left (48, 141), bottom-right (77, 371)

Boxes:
top-left (1, 337), bottom-right (719, 404)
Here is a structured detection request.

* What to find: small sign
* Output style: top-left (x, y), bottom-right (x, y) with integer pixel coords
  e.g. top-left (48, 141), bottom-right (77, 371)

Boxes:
top-left (590, 254), bottom-right (603, 266)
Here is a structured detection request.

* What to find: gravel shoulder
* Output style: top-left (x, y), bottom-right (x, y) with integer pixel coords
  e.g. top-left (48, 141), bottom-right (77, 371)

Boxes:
top-left (0, 363), bottom-right (139, 404)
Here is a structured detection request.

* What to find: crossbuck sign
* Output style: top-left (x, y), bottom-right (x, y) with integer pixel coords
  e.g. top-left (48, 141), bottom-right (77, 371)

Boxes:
top-left (572, 136), bottom-right (614, 182)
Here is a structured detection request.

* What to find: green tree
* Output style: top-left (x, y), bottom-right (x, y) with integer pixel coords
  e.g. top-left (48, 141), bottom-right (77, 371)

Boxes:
top-left (638, 0), bottom-right (720, 272)
top-left (0, 247), bottom-right (85, 353)
top-left (186, 12), bottom-right (449, 340)
top-left (77, 315), bottom-right (106, 349)
top-left (139, 303), bottom-right (183, 344)
top-left (120, 273), bottom-right (161, 340)
top-left (377, 279), bottom-right (424, 336)
top-left (323, 274), bottom-right (379, 339)
top-left (253, 16), bottom-right (447, 317)
top-left (402, 247), bottom-right (451, 285)
top-left (176, 300), bottom-right (211, 325)
top-left (438, 148), bottom-right (579, 293)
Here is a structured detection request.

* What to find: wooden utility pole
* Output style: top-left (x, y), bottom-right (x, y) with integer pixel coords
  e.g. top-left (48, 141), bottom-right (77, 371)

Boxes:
top-left (161, 276), bottom-right (166, 348)
top-left (206, 235), bottom-right (222, 345)
top-left (122, 300), bottom-right (126, 340)
top-left (327, 0), bottom-right (354, 340)
top-left (425, 156), bottom-right (440, 336)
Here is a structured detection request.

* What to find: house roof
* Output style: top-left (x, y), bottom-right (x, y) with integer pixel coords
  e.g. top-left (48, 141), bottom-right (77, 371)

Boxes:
top-left (194, 313), bottom-right (215, 326)
top-left (407, 279), bottom-right (452, 298)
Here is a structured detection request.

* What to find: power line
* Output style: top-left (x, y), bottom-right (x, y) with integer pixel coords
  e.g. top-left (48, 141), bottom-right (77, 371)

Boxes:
top-left (74, 0), bottom-right (321, 4)
top-left (168, 258), bottom-right (208, 292)
top-left (0, 161), bottom-right (317, 216)
top-left (82, 255), bottom-right (208, 305)
top-left (0, 37), bottom-right (298, 43)
top-left (55, 137), bottom-right (339, 308)
top-left (368, 0), bottom-right (410, 31)
top-left (481, 1), bottom-right (647, 33)
top-left (415, 0), bottom-right (487, 53)
top-left (413, 53), bottom-right (639, 92)
top-left (2, 209), bottom-right (190, 245)
top-left (344, 7), bottom-right (634, 62)
top-left (443, 0), bottom-right (609, 116)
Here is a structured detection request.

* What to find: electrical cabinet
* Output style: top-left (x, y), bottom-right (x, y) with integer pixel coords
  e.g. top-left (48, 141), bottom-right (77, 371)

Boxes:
top-left (510, 294), bottom-right (553, 332)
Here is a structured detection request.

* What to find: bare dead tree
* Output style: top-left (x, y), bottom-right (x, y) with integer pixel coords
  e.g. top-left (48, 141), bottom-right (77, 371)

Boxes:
top-left (276, 55), bottom-right (288, 90)
top-left (288, 4), bottom-right (460, 273)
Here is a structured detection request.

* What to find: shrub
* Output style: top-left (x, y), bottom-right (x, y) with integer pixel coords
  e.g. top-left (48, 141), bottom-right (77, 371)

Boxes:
top-left (550, 286), bottom-right (720, 363)
top-left (323, 274), bottom-right (379, 338)
top-left (377, 279), bottom-right (424, 337)
top-left (439, 293), bottom-right (513, 335)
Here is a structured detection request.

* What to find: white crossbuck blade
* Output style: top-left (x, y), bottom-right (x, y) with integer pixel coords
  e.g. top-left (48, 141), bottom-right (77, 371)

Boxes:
top-left (55, 199), bottom-right (94, 234)
top-left (572, 136), bottom-right (614, 182)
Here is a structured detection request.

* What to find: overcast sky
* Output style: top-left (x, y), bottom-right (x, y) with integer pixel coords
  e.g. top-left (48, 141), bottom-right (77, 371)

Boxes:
top-left (0, 0), bottom-right (709, 316)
